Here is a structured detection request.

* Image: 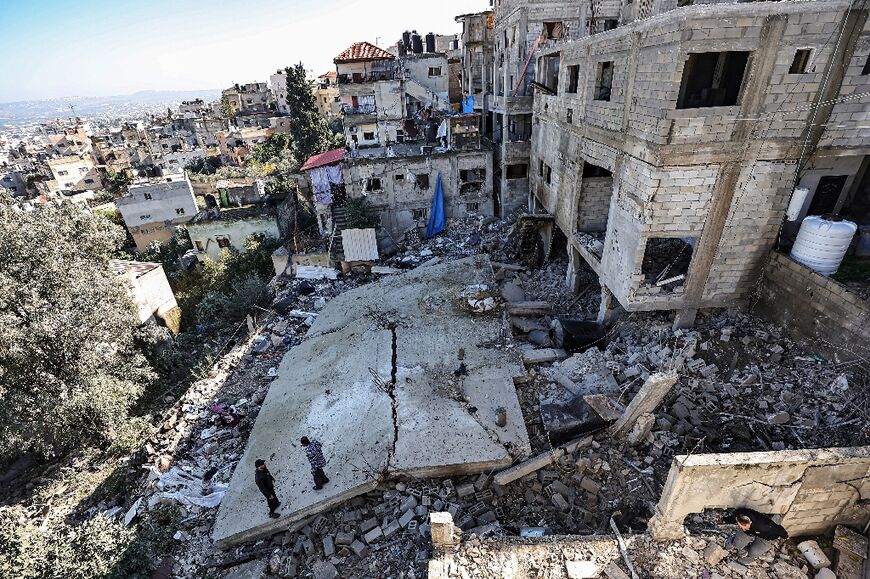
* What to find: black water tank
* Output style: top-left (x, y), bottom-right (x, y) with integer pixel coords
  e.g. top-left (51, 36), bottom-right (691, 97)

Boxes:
top-left (402, 31), bottom-right (411, 47)
top-left (425, 32), bottom-right (436, 53)
top-left (411, 31), bottom-right (423, 54)
top-left (397, 40), bottom-right (406, 57)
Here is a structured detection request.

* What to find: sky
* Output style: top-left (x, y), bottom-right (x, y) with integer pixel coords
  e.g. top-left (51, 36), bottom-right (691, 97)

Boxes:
top-left (0, 0), bottom-right (490, 103)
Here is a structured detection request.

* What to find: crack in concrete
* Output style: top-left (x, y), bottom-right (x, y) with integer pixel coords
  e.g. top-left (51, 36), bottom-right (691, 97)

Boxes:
top-left (385, 325), bottom-right (399, 471)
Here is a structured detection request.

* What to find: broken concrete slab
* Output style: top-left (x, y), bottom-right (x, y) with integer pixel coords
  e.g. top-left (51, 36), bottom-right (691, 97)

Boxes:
top-left (522, 348), bottom-right (568, 365)
top-left (212, 256), bottom-right (531, 547)
top-left (610, 372), bottom-right (679, 438)
top-left (493, 435), bottom-right (593, 486)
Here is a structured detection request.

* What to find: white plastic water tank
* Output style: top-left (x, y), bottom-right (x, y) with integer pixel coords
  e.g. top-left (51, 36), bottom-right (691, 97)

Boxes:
top-left (790, 215), bottom-right (857, 276)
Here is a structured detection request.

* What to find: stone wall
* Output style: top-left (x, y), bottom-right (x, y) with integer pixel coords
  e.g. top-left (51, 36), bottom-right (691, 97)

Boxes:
top-left (648, 446), bottom-right (870, 540)
top-left (753, 251), bottom-right (870, 362)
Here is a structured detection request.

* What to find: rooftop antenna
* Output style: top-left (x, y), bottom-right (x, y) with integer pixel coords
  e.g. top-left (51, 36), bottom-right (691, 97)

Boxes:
top-left (69, 103), bottom-right (77, 120)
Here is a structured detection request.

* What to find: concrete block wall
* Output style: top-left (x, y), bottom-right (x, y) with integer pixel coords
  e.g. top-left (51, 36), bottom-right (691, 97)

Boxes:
top-left (575, 176), bottom-right (613, 231)
top-left (703, 162), bottom-right (794, 302)
top-left (819, 31), bottom-right (870, 149)
top-left (343, 150), bottom-right (494, 237)
top-left (648, 447), bottom-right (870, 540)
top-left (753, 251), bottom-right (870, 362)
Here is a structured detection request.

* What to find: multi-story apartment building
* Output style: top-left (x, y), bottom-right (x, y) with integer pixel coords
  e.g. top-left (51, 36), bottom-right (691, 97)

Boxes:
top-left (47, 154), bottom-right (103, 193)
top-left (521, 0), bottom-right (869, 327)
top-left (455, 11), bottom-right (495, 115)
top-left (313, 72), bottom-right (341, 118)
top-left (116, 174), bottom-right (198, 251)
top-left (269, 72), bottom-right (290, 115)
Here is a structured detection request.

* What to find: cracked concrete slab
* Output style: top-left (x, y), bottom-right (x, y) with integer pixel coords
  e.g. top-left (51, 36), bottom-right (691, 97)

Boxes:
top-left (212, 256), bottom-right (531, 547)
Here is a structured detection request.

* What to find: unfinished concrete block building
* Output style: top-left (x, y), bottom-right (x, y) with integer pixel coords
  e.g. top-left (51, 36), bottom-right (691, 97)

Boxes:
top-left (524, 0), bottom-right (868, 326)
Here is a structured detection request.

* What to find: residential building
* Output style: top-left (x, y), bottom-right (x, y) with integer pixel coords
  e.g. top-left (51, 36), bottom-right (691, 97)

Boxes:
top-left (335, 42), bottom-right (404, 149)
top-left (47, 154), bottom-right (102, 193)
top-left (270, 71), bottom-right (290, 115)
top-left (116, 174), bottom-right (198, 251)
top-left (187, 205), bottom-right (281, 262)
top-left (109, 259), bottom-right (181, 333)
top-left (343, 113), bottom-right (493, 238)
top-left (524, 0), bottom-right (869, 327)
top-left (301, 147), bottom-right (345, 235)
top-left (222, 82), bottom-right (274, 117)
top-left (313, 72), bottom-right (341, 118)
top-left (455, 11), bottom-right (495, 114)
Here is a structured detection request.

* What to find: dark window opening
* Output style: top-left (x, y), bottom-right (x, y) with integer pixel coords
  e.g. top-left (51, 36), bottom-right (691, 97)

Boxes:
top-left (604, 19), bottom-right (618, 31)
top-left (507, 164), bottom-right (528, 179)
top-left (539, 54), bottom-right (560, 92)
top-left (195, 240), bottom-right (204, 251)
top-left (539, 159), bottom-right (544, 176)
top-left (861, 54), bottom-right (870, 75)
top-left (567, 108), bottom-right (573, 123)
top-left (582, 163), bottom-right (612, 178)
top-left (460, 168), bottom-right (486, 182)
top-left (395, 174), bottom-right (405, 181)
top-left (216, 237), bottom-right (231, 248)
top-left (566, 65), bottom-right (580, 93)
top-left (641, 238), bottom-right (695, 290)
top-left (175, 207), bottom-right (185, 215)
top-left (544, 21), bottom-right (563, 40)
top-left (676, 51), bottom-right (750, 109)
top-left (415, 174), bottom-right (430, 189)
top-left (545, 165), bottom-right (552, 185)
top-left (808, 175), bottom-right (848, 215)
top-left (363, 131), bottom-right (376, 141)
top-left (365, 177), bottom-right (382, 192)
top-left (466, 202), bottom-right (479, 212)
top-left (412, 208), bottom-right (428, 220)
top-left (144, 193), bottom-right (153, 200)
top-left (594, 61), bottom-right (613, 101)
top-left (789, 49), bottom-right (813, 74)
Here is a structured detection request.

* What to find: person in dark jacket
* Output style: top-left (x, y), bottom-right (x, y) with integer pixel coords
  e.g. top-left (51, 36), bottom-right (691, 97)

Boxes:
top-left (254, 459), bottom-right (280, 518)
top-left (716, 508), bottom-right (788, 564)
top-left (301, 436), bottom-right (330, 490)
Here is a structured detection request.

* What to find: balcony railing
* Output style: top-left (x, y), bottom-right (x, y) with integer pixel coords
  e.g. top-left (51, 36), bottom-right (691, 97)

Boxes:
top-left (342, 104), bottom-right (377, 115)
top-left (337, 71), bottom-right (399, 85)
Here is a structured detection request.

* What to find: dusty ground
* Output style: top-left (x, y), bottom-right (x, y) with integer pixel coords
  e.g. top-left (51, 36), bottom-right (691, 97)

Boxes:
top-left (5, 215), bottom-right (868, 579)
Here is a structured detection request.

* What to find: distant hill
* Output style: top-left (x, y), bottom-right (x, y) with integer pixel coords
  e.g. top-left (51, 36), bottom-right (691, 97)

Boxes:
top-left (0, 89), bottom-right (222, 125)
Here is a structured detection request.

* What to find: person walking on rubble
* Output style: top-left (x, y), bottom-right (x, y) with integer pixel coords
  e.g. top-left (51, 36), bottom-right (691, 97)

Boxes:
top-left (254, 459), bottom-right (281, 519)
top-left (715, 507), bottom-right (789, 564)
top-left (301, 436), bottom-right (330, 490)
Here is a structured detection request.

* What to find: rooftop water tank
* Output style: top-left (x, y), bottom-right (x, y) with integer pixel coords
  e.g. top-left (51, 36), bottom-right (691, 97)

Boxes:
top-left (397, 40), bottom-right (407, 57)
top-left (425, 32), bottom-right (436, 53)
top-left (789, 214), bottom-right (857, 276)
top-left (411, 31), bottom-right (423, 54)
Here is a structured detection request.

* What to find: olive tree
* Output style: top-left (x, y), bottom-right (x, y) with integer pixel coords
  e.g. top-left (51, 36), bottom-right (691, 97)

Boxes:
top-left (0, 199), bottom-right (154, 460)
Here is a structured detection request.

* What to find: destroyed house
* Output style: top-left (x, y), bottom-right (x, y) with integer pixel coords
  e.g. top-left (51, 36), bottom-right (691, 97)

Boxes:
top-left (526, 0), bottom-right (870, 327)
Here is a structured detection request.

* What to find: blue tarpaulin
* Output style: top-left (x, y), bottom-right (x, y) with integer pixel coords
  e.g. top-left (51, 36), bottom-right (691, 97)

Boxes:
top-left (462, 94), bottom-right (474, 113)
top-left (426, 174), bottom-right (446, 238)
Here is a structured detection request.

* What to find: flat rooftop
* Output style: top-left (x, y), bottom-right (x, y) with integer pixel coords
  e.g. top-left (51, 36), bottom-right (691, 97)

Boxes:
top-left (212, 256), bottom-right (531, 546)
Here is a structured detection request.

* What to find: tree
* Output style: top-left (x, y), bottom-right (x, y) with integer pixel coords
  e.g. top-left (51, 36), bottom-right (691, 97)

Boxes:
top-left (103, 170), bottom-right (132, 196)
top-left (284, 63), bottom-right (343, 163)
top-left (250, 133), bottom-right (293, 164)
top-left (0, 198), bottom-right (155, 460)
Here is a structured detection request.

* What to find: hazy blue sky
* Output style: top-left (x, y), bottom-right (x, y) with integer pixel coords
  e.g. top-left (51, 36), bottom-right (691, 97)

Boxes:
top-left (0, 0), bottom-right (489, 102)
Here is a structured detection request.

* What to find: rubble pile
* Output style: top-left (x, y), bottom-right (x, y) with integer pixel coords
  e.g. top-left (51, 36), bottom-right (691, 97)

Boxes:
top-left (437, 532), bottom-right (827, 579)
top-left (387, 215), bottom-right (516, 269)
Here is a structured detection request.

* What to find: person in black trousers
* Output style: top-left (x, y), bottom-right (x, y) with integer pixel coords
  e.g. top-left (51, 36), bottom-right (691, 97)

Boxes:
top-left (254, 459), bottom-right (280, 518)
top-left (715, 508), bottom-right (788, 564)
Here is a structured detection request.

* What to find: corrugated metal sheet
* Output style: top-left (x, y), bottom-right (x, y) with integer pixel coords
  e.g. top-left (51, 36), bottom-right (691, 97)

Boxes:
top-left (341, 228), bottom-right (379, 262)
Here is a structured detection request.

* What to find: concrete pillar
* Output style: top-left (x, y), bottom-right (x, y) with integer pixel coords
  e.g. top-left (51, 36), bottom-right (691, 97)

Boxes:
top-left (566, 248), bottom-right (581, 292)
top-left (430, 512), bottom-right (457, 549)
top-left (596, 286), bottom-right (622, 325)
top-left (672, 309), bottom-right (697, 330)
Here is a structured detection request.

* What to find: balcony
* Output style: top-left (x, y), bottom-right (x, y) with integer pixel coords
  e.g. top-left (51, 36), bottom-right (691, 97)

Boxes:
top-left (337, 71), bottom-right (399, 85)
top-left (341, 103), bottom-right (377, 125)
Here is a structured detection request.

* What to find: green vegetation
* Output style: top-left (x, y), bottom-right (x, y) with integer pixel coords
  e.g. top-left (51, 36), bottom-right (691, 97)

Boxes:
top-left (284, 63), bottom-right (344, 163)
top-left (103, 169), bottom-right (132, 196)
top-left (0, 505), bottom-right (181, 579)
top-left (345, 197), bottom-right (378, 229)
top-left (0, 198), bottom-right (154, 461)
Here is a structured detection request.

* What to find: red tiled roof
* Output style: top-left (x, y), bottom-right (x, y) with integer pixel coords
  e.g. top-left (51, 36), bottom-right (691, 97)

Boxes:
top-left (318, 71), bottom-right (337, 78)
top-left (334, 42), bottom-right (395, 63)
top-left (301, 147), bottom-right (344, 171)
